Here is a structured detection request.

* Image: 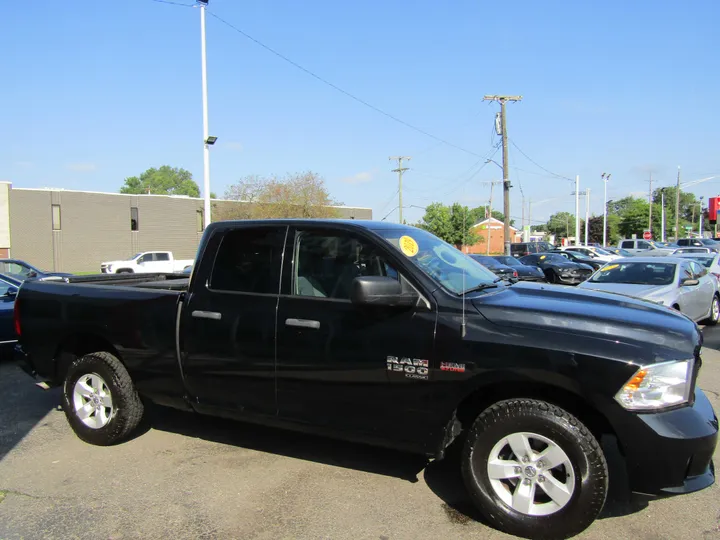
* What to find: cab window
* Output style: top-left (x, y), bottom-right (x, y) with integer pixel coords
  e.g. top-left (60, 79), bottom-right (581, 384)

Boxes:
top-left (621, 241), bottom-right (634, 249)
top-left (294, 231), bottom-right (398, 299)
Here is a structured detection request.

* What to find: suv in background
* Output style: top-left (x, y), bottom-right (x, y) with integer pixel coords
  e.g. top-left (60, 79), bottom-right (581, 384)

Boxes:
top-left (510, 241), bottom-right (554, 257)
top-left (677, 238), bottom-right (720, 253)
top-left (617, 239), bottom-right (674, 256)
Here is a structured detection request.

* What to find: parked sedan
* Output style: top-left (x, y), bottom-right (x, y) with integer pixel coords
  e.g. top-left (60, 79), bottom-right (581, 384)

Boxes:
top-left (672, 247), bottom-right (712, 254)
top-left (578, 257), bottom-right (720, 324)
top-left (559, 246), bottom-right (619, 262)
top-left (0, 259), bottom-right (72, 281)
top-left (551, 250), bottom-right (605, 270)
top-left (519, 253), bottom-right (594, 285)
top-left (469, 255), bottom-right (517, 281)
top-left (492, 255), bottom-right (546, 282)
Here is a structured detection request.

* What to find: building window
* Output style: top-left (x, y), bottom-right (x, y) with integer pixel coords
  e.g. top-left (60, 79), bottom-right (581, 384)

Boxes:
top-left (51, 205), bottom-right (61, 230)
top-left (197, 210), bottom-right (204, 232)
top-left (131, 207), bottom-right (139, 231)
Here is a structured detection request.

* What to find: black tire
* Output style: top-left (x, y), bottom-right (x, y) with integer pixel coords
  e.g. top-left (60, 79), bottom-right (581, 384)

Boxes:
top-left (62, 351), bottom-right (144, 446)
top-left (703, 295), bottom-right (720, 326)
top-left (461, 399), bottom-right (608, 539)
top-left (545, 270), bottom-right (557, 284)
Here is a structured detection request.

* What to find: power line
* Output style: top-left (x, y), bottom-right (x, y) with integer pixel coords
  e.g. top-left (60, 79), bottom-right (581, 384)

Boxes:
top-left (442, 145), bottom-right (501, 197)
top-left (150, 0), bottom-right (195, 7)
top-left (509, 140), bottom-right (573, 181)
top-left (206, 10), bottom-right (483, 158)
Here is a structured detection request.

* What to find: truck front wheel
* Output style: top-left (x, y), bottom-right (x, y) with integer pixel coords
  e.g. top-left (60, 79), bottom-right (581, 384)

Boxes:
top-left (461, 398), bottom-right (608, 539)
top-left (61, 351), bottom-right (144, 446)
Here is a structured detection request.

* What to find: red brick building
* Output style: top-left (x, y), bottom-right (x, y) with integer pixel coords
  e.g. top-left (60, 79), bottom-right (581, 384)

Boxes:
top-left (464, 217), bottom-right (522, 254)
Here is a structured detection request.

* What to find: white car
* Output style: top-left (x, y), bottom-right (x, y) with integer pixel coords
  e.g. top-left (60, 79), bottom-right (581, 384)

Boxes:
top-left (558, 246), bottom-right (619, 263)
top-left (578, 256), bottom-right (720, 324)
top-left (100, 251), bottom-right (193, 274)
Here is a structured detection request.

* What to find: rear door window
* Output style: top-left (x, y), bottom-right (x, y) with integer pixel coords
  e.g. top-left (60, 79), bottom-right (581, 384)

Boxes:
top-left (621, 241), bottom-right (634, 249)
top-left (155, 253), bottom-right (170, 262)
top-left (210, 227), bottom-right (287, 294)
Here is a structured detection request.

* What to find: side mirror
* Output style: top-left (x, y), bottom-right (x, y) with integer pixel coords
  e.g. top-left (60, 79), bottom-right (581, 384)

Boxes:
top-left (681, 278), bottom-right (700, 287)
top-left (350, 276), bottom-right (417, 307)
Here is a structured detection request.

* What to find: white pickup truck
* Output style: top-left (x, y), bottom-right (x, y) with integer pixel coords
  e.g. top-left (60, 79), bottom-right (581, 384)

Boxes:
top-left (100, 251), bottom-right (193, 274)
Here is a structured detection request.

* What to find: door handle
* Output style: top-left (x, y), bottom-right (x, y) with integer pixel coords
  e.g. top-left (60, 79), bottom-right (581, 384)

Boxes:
top-left (285, 318), bottom-right (320, 329)
top-left (192, 310), bottom-right (222, 320)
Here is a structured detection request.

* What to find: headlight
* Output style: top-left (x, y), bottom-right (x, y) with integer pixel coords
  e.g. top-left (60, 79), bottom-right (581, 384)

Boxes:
top-left (614, 359), bottom-right (694, 411)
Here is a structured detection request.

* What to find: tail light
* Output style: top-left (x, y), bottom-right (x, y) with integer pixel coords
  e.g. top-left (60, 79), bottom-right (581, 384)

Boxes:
top-left (513, 270), bottom-right (518, 278)
top-left (13, 299), bottom-right (20, 337)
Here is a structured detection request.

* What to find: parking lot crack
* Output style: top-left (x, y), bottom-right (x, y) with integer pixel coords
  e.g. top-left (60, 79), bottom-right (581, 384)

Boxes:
top-left (0, 489), bottom-right (44, 504)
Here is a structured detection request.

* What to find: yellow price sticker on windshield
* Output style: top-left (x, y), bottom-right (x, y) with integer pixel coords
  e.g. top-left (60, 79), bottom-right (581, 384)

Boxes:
top-left (601, 264), bottom-right (619, 271)
top-left (399, 235), bottom-right (419, 257)
top-left (540, 255), bottom-right (546, 260)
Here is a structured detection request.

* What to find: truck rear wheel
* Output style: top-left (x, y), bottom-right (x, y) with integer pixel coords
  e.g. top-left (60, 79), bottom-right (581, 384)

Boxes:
top-left (461, 398), bottom-right (608, 539)
top-left (61, 351), bottom-right (144, 446)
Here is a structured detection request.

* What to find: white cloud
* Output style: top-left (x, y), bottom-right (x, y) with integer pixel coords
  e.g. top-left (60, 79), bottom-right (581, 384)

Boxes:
top-left (224, 141), bottom-right (243, 151)
top-left (340, 171), bottom-right (374, 184)
top-left (66, 162), bottom-right (97, 172)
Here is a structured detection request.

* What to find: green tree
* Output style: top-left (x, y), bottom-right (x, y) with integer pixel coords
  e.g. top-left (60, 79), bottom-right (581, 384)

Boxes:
top-left (545, 212), bottom-right (575, 239)
top-left (120, 166), bottom-right (200, 197)
top-left (419, 202), bottom-right (478, 246)
top-left (608, 196), bottom-right (663, 239)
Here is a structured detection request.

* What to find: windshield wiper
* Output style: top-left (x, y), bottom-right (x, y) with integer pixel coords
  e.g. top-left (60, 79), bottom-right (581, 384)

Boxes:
top-left (461, 277), bottom-right (505, 295)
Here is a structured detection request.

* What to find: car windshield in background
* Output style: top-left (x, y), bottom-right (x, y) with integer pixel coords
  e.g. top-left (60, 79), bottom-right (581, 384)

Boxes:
top-left (701, 239), bottom-right (718, 246)
top-left (592, 248), bottom-right (613, 256)
top-left (377, 228), bottom-right (499, 295)
top-left (689, 256), bottom-right (715, 268)
top-left (470, 255), bottom-right (501, 267)
top-left (588, 262), bottom-right (676, 285)
top-left (494, 256), bottom-right (523, 266)
top-left (537, 254), bottom-right (569, 264)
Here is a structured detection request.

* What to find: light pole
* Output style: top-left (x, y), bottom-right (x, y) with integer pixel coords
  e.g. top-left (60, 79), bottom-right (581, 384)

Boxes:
top-left (199, 0), bottom-right (213, 228)
top-left (601, 173), bottom-right (610, 246)
top-left (699, 196), bottom-right (705, 237)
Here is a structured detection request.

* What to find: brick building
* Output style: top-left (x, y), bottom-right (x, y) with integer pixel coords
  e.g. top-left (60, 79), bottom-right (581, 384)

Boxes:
top-left (0, 183), bottom-right (371, 273)
top-left (464, 217), bottom-right (522, 254)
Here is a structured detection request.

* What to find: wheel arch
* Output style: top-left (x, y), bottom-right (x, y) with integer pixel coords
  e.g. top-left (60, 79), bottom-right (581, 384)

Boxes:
top-left (53, 333), bottom-right (122, 383)
top-left (446, 380), bottom-right (616, 452)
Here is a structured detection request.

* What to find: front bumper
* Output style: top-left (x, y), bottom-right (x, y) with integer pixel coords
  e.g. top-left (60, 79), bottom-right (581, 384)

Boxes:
top-left (613, 388), bottom-right (718, 495)
top-left (556, 273), bottom-right (591, 285)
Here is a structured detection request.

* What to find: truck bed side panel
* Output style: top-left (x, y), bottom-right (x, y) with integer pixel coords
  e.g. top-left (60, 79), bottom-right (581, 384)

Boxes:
top-left (18, 281), bottom-right (187, 408)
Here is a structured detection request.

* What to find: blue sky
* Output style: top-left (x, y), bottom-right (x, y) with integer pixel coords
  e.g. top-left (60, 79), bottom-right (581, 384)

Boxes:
top-left (3, 0), bottom-right (720, 226)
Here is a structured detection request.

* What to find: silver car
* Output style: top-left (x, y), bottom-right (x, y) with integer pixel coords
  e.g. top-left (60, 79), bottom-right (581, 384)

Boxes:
top-left (577, 256), bottom-right (720, 324)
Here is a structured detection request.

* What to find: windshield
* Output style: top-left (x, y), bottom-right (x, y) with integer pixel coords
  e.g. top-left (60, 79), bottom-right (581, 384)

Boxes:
top-left (589, 262), bottom-right (676, 285)
top-left (701, 239), bottom-right (718, 246)
top-left (592, 247), bottom-right (613, 256)
top-left (494, 256), bottom-right (522, 266)
top-left (536, 254), bottom-right (569, 264)
top-left (688, 256), bottom-right (714, 268)
top-left (377, 228), bottom-right (499, 294)
top-left (470, 255), bottom-right (502, 267)
top-left (131, 253), bottom-right (142, 260)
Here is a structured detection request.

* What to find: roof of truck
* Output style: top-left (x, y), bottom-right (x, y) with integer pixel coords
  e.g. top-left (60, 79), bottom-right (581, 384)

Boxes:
top-left (209, 219), bottom-right (412, 231)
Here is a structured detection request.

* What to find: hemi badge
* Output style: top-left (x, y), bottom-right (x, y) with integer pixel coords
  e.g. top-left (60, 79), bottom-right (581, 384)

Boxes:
top-left (440, 362), bottom-right (465, 373)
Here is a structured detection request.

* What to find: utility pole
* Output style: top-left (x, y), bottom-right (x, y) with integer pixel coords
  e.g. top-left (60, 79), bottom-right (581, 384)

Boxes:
top-left (483, 94), bottom-right (522, 254)
top-left (389, 156), bottom-right (410, 223)
top-left (585, 188), bottom-right (591, 246)
top-left (574, 175), bottom-right (580, 246)
top-left (199, 0), bottom-right (212, 228)
top-left (661, 189), bottom-right (666, 242)
top-left (648, 172), bottom-right (653, 234)
top-left (675, 166), bottom-right (681, 241)
top-left (480, 180), bottom-right (502, 254)
top-left (601, 173), bottom-right (610, 246)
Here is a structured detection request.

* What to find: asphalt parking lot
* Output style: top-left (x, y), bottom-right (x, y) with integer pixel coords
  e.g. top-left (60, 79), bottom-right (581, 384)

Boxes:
top-left (1, 338), bottom-right (718, 540)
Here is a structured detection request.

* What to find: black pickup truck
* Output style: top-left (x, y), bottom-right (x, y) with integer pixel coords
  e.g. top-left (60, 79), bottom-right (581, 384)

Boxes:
top-left (15, 220), bottom-right (718, 539)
